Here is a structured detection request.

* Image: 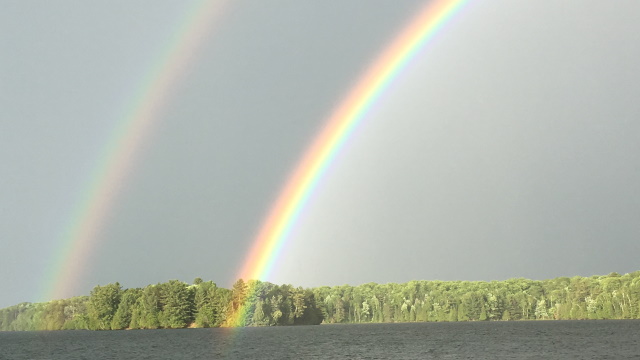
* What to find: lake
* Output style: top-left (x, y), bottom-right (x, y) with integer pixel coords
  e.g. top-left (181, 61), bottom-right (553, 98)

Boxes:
top-left (1, 320), bottom-right (639, 359)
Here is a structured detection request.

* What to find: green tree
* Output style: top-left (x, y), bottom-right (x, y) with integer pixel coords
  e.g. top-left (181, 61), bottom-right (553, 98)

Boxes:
top-left (194, 281), bottom-right (218, 327)
top-left (252, 299), bottom-right (268, 326)
top-left (41, 301), bottom-right (65, 330)
top-left (160, 280), bottom-right (193, 328)
top-left (226, 279), bottom-right (248, 326)
top-left (139, 285), bottom-right (161, 329)
top-left (291, 287), bottom-right (307, 322)
top-left (111, 289), bottom-right (139, 330)
top-left (88, 283), bottom-right (122, 330)
top-left (479, 305), bottom-right (487, 321)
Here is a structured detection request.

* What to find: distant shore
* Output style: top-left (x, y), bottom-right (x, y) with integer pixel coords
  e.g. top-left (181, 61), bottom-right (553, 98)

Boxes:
top-left (2, 271), bottom-right (639, 331)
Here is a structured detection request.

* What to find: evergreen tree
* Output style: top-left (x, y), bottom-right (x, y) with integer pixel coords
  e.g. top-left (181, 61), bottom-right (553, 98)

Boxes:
top-left (88, 283), bottom-right (122, 330)
top-left (194, 281), bottom-right (218, 327)
top-left (160, 280), bottom-right (193, 328)
top-left (111, 289), bottom-right (139, 330)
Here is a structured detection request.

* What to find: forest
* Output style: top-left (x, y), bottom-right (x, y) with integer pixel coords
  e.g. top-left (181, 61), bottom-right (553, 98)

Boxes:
top-left (2, 271), bottom-right (640, 331)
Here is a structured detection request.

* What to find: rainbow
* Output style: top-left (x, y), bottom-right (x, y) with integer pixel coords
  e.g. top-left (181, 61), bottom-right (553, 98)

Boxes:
top-left (42, 0), bottom-right (229, 302)
top-left (230, 0), bottom-right (469, 325)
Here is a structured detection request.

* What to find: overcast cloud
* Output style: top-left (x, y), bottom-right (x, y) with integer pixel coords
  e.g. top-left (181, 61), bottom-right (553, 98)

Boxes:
top-left (1, 1), bottom-right (639, 308)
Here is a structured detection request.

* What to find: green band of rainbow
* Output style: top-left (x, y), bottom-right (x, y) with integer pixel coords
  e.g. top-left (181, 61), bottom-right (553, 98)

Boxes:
top-left (237, 0), bottom-right (469, 285)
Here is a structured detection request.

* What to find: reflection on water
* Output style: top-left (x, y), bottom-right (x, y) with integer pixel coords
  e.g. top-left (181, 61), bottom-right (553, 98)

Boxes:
top-left (2, 320), bottom-right (639, 359)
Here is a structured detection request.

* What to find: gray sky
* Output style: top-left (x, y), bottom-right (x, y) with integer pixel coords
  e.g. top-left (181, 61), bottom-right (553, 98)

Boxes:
top-left (1, 0), bottom-right (639, 308)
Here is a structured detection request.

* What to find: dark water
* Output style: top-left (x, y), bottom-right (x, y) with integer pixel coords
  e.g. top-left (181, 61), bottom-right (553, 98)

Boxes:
top-left (2, 320), bottom-right (640, 359)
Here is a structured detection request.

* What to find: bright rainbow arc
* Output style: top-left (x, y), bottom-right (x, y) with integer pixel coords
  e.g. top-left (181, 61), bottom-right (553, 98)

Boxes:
top-left (43, 0), bottom-right (228, 301)
top-left (229, 0), bottom-right (469, 324)
top-left (238, 0), bottom-right (469, 284)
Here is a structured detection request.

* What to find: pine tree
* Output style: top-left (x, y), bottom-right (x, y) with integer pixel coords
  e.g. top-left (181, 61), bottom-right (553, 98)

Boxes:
top-left (161, 280), bottom-right (192, 328)
top-left (88, 283), bottom-right (122, 330)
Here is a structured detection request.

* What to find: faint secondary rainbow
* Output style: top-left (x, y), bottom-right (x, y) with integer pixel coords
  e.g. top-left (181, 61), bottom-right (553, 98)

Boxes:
top-left (229, 0), bottom-right (469, 323)
top-left (42, 0), bottom-right (228, 301)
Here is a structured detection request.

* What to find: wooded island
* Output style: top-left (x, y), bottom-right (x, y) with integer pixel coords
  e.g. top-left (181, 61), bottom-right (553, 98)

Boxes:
top-left (2, 271), bottom-right (639, 330)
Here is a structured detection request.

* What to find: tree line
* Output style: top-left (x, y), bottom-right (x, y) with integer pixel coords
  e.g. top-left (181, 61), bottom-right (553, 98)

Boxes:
top-left (313, 271), bottom-right (640, 323)
top-left (0, 278), bottom-right (322, 331)
top-left (2, 271), bottom-right (640, 331)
